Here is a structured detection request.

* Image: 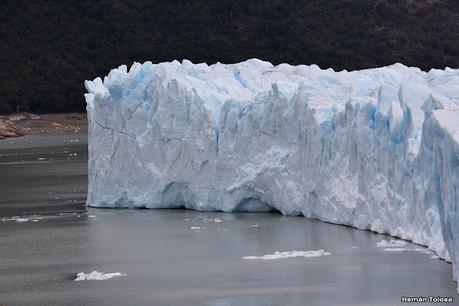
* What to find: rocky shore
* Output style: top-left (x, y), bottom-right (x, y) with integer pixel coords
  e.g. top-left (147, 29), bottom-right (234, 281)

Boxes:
top-left (0, 113), bottom-right (87, 139)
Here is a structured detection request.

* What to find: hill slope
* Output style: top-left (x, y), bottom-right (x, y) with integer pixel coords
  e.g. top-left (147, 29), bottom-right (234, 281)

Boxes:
top-left (1, 0), bottom-right (458, 114)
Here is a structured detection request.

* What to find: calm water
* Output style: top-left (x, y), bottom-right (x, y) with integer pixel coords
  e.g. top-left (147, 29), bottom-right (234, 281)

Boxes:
top-left (0, 133), bottom-right (457, 306)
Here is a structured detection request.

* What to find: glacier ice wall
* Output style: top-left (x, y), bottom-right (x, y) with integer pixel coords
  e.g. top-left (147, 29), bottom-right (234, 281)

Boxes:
top-left (85, 59), bottom-right (459, 289)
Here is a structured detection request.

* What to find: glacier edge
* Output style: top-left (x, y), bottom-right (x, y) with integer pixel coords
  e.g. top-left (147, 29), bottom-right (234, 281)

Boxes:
top-left (85, 59), bottom-right (459, 291)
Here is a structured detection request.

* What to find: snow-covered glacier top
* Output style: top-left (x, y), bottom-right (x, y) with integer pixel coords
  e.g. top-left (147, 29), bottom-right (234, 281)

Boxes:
top-left (85, 59), bottom-right (459, 291)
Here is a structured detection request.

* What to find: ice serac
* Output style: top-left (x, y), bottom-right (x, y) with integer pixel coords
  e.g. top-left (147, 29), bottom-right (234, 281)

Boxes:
top-left (85, 59), bottom-right (459, 289)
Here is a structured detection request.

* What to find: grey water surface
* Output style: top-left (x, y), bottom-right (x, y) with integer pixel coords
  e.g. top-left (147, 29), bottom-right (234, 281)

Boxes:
top-left (0, 133), bottom-right (456, 306)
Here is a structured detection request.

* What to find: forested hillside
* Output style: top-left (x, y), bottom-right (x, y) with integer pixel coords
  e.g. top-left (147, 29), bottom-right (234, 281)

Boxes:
top-left (1, 0), bottom-right (458, 114)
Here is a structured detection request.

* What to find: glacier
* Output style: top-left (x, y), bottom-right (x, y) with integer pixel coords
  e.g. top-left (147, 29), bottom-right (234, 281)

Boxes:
top-left (85, 59), bottom-right (459, 290)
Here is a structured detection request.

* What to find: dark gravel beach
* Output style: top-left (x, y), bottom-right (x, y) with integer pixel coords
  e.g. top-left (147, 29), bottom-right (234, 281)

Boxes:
top-left (0, 133), bottom-right (457, 306)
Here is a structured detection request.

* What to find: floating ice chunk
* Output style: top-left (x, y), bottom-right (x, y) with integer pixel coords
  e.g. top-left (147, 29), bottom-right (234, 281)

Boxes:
top-left (376, 239), bottom-right (408, 248)
top-left (380, 245), bottom-right (441, 257)
top-left (412, 247), bottom-right (432, 254)
top-left (74, 271), bottom-right (125, 281)
top-left (243, 250), bottom-right (331, 260)
top-left (201, 218), bottom-right (222, 223)
top-left (1, 216), bottom-right (30, 223)
top-left (382, 248), bottom-right (410, 252)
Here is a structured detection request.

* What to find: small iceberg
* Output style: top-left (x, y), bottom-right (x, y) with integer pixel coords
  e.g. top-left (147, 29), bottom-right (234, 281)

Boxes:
top-left (243, 250), bottom-right (331, 260)
top-left (74, 271), bottom-right (125, 281)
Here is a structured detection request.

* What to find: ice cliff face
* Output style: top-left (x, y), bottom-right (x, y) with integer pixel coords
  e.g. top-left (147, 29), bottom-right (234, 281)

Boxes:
top-left (85, 59), bottom-right (459, 289)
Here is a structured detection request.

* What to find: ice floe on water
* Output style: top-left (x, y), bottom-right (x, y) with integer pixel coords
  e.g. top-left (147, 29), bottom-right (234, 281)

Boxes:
top-left (413, 247), bottom-right (433, 254)
top-left (243, 250), bottom-right (331, 260)
top-left (190, 226), bottom-right (206, 232)
top-left (0, 212), bottom-right (102, 224)
top-left (202, 217), bottom-right (223, 223)
top-left (74, 271), bottom-right (125, 281)
top-left (183, 217), bottom-right (223, 223)
top-left (382, 248), bottom-right (410, 252)
top-left (376, 239), bottom-right (408, 248)
top-left (1, 216), bottom-right (37, 223)
top-left (377, 240), bottom-right (440, 258)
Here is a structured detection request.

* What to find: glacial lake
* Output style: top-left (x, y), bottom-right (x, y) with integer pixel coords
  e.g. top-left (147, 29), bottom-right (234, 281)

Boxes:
top-left (0, 133), bottom-right (456, 306)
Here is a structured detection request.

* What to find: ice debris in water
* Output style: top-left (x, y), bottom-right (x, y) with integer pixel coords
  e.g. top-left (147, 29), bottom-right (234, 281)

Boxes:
top-left (1, 216), bottom-right (30, 223)
top-left (378, 241), bottom-right (440, 258)
top-left (382, 248), bottom-right (410, 252)
top-left (201, 218), bottom-right (222, 223)
top-left (376, 239), bottom-right (408, 248)
top-left (74, 271), bottom-right (125, 281)
top-left (243, 250), bottom-right (331, 260)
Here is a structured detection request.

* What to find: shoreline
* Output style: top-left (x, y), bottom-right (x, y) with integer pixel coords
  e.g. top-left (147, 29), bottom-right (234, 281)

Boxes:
top-left (0, 112), bottom-right (87, 139)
